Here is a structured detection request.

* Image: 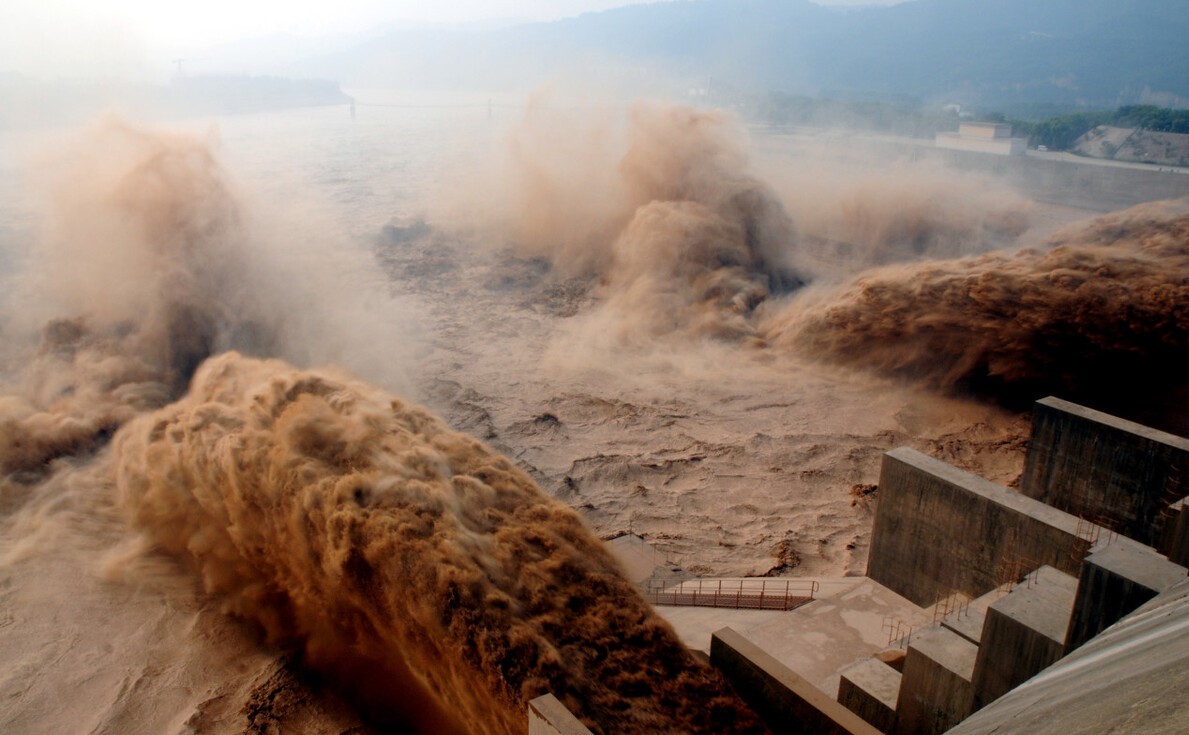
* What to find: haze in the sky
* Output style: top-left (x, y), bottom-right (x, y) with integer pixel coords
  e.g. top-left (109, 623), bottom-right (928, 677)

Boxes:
top-left (0, 0), bottom-right (908, 80)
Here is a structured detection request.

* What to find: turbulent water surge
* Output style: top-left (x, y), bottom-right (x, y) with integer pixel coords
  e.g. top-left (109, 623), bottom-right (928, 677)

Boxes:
top-left (116, 353), bottom-right (766, 734)
top-left (1, 100), bottom-right (1187, 733)
top-left (761, 199), bottom-right (1189, 419)
top-left (0, 116), bottom-right (769, 734)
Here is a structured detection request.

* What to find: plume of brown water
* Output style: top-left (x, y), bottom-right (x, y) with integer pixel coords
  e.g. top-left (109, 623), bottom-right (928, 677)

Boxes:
top-left (0, 118), bottom-right (256, 478)
top-left (114, 352), bottom-right (770, 735)
top-left (0, 115), bottom-right (423, 479)
top-left (466, 99), bottom-right (802, 342)
top-left (760, 198), bottom-right (1189, 415)
top-left (601, 105), bottom-right (803, 339)
top-left (753, 155), bottom-right (1035, 279)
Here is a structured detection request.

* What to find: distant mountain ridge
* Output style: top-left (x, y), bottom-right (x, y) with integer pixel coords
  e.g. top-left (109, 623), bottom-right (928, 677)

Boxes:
top-left (287, 0), bottom-right (1189, 110)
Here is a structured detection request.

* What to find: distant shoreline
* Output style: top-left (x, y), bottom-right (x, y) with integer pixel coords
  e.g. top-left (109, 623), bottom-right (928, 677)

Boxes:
top-left (0, 74), bottom-right (351, 129)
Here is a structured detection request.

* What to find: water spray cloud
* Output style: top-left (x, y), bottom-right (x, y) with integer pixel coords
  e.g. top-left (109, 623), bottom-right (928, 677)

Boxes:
top-left (115, 353), bottom-right (769, 735)
top-left (760, 199), bottom-right (1189, 410)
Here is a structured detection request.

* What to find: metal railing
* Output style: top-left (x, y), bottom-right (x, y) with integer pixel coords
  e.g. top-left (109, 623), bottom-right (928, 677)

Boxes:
top-left (996, 552), bottom-right (1046, 595)
top-left (932, 588), bottom-right (973, 625)
top-left (642, 578), bottom-right (818, 611)
top-left (883, 617), bottom-right (915, 648)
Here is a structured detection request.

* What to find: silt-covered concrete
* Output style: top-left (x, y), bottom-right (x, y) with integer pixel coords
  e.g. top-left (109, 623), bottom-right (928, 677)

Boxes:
top-left (837, 658), bottom-right (900, 733)
top-left (947, 576), bottom-right (1189, 735)
top-left (971, 566), bottom-right (1077, 709)
top-left (710, 627), bottom-right (882, 735)
top-left (1021, 397), bottom-right (1189, 546)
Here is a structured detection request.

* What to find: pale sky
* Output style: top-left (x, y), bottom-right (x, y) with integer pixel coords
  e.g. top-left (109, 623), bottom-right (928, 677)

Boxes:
top-left (0, 0), bottom-right (909, 80)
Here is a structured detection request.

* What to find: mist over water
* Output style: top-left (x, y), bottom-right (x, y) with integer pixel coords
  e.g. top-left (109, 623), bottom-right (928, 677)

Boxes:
top-left (0, 112), bottom-right (769, 733)
top-left (760, 161), bottom-right (1035, 276)
top-left (469, 99), bottom-right (1189, 427)
top-left (1, 119), bottom-right (253, 479)
top-left (0, 115), bottom-right (421, 477)
top-left (1, 94), bottom-right (1187, 733)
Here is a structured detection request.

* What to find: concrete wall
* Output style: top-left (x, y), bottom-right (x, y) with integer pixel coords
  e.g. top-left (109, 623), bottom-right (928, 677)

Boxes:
top-left (1021, 397), bottom-right (1189, 547)
top-left (958, 123), bottom-right (1012, 140)
top-left (936, 133), bottom-right (1026, 156)
top-left (934, 147), bottom-right (1189, 212)
top-left (971, 566), bottom-right (1077, 709)
top-left (527, 694), bottom-right (594, 735)
top-left (710, 627), bottom-right (882, 735)
top-left (762, 128), bottom-right (1189, 214)
top-left (886, 141), bottom-right (1189, 212)
top-left (868, 448), bottom-right (1089, 607)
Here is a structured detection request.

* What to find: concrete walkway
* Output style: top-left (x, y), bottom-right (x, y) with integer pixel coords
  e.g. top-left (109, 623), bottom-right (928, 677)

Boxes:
top-left (657, 576), bottom-right (934, 698)
top-left (613, 535), bottom-right (934, 697)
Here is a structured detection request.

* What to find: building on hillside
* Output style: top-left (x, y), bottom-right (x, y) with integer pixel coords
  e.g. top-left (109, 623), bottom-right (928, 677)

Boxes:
top-left (936, 122), bottom-right (1027, 156)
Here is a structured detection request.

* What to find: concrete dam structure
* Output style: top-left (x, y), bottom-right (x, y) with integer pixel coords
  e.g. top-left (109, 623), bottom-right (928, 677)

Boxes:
top-left (530, 396), bottom-right (1189, 734)
top-left (861, 134), bottom-right (1189, 214)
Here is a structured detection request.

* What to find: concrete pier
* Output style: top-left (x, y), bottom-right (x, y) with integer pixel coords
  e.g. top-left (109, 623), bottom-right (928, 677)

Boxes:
top-left (837, 658), bottom-right (900, 733)
top-left (1065, 540), bottom-right (1187, 651)
top-left (923, 144), bottom-right (1189, 213)
top-left (947, 576), bottom-right (1189, 735)
top-left (971, 566), bottom-right (1077, 709)
top-left (1162, 497), bottom-right (1189, 567)
top-left (868, 448), bottom-right (1089, 607)
top-left (1021, 397), bottom-right (1189, 546)
top-left (894, 627), bottom-right (978, 735)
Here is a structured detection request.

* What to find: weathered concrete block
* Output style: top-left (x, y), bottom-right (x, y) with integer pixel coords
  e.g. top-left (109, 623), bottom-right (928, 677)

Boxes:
top-left (710, 627), bottom-right (882, 735)
top-left (971, 566), bottom-right (1077, 709)
top-left (1065, 540), bottom-right (1188, 652)
top-left (896, 627), bottom-right (978, 735)
top-left (944, 577), bottom-right (1189, 735)
top-left (1163, 497), bottom-right (1189, 568)
top-left (941, 607), bottom-right (986, 646)
top-left (1021, 397), bottom-right (1189, 546)
top-left (837, 658), bottom-right (900, 733)
top-left (868, 448), bottom-right (1089, 607)
top-left (939, 586), bottom-right (1003, 646)
top-left (527, 693), bottom-right (594, 735)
